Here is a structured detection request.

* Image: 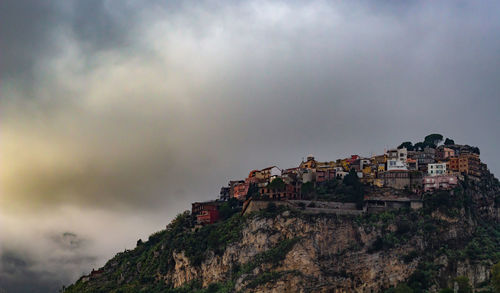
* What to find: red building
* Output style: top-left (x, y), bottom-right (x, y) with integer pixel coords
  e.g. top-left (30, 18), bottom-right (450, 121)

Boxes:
top-left (192, 201), bottom-right (221, 225)
top-left (346, 155), bottom-right (360, 164)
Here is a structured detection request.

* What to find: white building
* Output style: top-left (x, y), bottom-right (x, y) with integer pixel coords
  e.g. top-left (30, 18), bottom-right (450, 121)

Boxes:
top-left (387, 148), bottom-right (407, 164)
top-left (301, 169), bottom-right (315, 183)
top-left (427, 163), bottom-right (447, 176)
top-left (336, 171), bottom-right (349, 179)
top-left (387, 159), bottom-right (408, 171)
top-left (398, 148), bottom-right (408, 162)
top-left (360, 158), bottom-right (371, 169)
top-left (387, 149), bottom-right (398, 161)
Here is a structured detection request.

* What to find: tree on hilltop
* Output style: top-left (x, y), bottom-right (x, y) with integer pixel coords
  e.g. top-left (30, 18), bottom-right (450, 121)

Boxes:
top-left (414, 142), bottom-right (426, 151)
top-left (424, 133), bottom-right (443, 148)
top-left (444, 138), bottom-right (455, 145)
top-left (398, 141), bottom-right (414, 151)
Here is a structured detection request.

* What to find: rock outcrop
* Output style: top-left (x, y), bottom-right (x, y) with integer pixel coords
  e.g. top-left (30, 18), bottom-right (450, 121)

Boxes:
top-left (64, 174), bottom-right (500, 293)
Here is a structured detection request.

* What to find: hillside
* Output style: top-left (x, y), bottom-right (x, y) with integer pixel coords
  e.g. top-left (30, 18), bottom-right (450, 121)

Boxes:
top-left (64, 170), bottom-right (500, 293)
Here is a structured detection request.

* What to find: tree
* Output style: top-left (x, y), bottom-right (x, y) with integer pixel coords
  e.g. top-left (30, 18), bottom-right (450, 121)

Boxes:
top-left (343, 169), bottom-right (364, 209)
top-left (444, 138), bottom-right (455, 145)
top-left (343, 168), bottom-right (360, 186)
top-left (424, 133), bottom-right (443, 147)
top-left (491, 262), bottom-right (500, 292)
top-left (219, 203), bottom-right (233, 220)
top-left (398, 141), bottom-right (414, 151)
top-left (414, 142), bottom-right (426, 151)
top-left (301, 182), bottom-right (314, 199)
top-left (268, 178), bottom-right (286, 191)
top-left (246, 183), bottom-right (260, 199)
top-left (454, 276), bottom-right (472, 293)
top-left (438, 289), bottom-right (453, 293)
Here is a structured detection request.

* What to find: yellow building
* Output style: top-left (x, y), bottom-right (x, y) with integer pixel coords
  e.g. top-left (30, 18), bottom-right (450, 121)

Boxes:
top-left (373, 178), bottom-right (384, 187)
top-left (362, 166), bottom-right (372, 175)
top-left (300, 155), bottom-right (317, 169)
top-left (371, 154), bottom-right (387, 164)
top-left (316, 161), bottom-right (338, 169)
top-left (341, 159), bottom-right (350, 171)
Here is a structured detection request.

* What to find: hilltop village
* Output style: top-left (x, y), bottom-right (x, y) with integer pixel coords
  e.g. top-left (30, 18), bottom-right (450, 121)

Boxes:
top-left (68, 134), bottom-right (500, 293)
top-left (192, 134), bottom-right (489, 225)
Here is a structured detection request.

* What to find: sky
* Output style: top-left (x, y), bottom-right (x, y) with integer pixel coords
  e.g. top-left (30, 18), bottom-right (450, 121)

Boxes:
top-left (1, 0), bottom-right (500, 292)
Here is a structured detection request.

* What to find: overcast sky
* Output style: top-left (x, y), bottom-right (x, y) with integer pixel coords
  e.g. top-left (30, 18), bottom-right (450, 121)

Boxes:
top-left (1, 1), bottom-right (500, 292)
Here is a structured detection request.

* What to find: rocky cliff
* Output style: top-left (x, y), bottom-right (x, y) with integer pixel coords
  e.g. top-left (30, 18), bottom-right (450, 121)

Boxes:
top-left (64, 174), bottom-right (500, 293)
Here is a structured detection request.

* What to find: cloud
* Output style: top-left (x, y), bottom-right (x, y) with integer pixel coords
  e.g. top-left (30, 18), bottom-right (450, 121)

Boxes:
top-left (1, 0), bottom-right (500, 292)
top-left (0, 229), bottom-right (96, 293)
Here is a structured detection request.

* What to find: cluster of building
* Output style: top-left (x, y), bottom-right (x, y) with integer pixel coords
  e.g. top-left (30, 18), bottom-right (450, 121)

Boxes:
top-left (380, 144), bottom-right (484, 192)
top-left (192, 142), bottom-right (488, 224)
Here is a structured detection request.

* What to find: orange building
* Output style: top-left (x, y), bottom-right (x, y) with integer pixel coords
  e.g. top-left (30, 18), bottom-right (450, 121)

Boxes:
top-left (247, 170), bottom-right (264, 184)
top-left (449, 157), bottom-right (459, 172)
top-left (407, 158), bottom-right (418, 170)
top-left (459, 153), bottom-right (480, 178)
top-left (228, 180), bottom-right (244, 198)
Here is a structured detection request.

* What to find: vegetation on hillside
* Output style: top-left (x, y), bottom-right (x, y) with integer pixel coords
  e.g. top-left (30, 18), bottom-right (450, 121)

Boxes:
top-left (64, 173), bottom-right (500, 293)
top-left (64, 209), bottom-right (246, 293)
top-left (379, 177), bottom-right (500, 293)
top-left (307, 168), bottom-right (364, 208)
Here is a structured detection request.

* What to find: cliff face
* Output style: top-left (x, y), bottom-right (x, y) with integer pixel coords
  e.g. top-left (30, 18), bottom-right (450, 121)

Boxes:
top-left (162, 211), bottom-right (493, 293)
top-left (65, 175), bottom-right (500, 293)
top-left (168, 213), bottom-right (415, 292)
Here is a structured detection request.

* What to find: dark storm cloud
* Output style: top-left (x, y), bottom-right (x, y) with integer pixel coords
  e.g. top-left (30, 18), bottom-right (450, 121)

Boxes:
top-left (0, 0), bottom-right (60, 81)
top-left (0, 0), bottom-right (143, 84)
top-left (1, 1), bottom-right (500, 292)
top-left (71, 0), bottom-right (132, 51)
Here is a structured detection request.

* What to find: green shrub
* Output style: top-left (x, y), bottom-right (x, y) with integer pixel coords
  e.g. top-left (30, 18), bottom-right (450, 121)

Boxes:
top-left (454, 276), bottom-right (472, 293)
top-left (408, 262), bottom-right (440, 292)
top-left (492, 262), bottom-right (500, 292)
